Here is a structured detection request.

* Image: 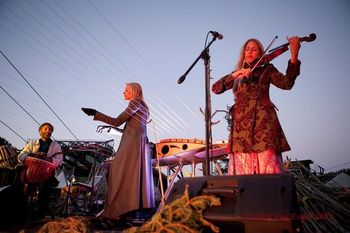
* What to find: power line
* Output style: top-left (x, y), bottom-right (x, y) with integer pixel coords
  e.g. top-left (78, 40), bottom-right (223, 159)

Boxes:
top-left (50, 0), bottom-right (133, 81)
top-left (0, 84), bottom-right (41, 126)
top-left (87, 0), bottom-right (197, 132)
top-left (27, 0), bottom-right (123, 86)
top-left (0, 2), bottom-right (117, 108)
top-left (49, 0), bottom-right (194, 137)
top-left (0, 49), bottom-right (80, 141)
top-left (1, 1), bottom-right (194, 141)
top-left (326, 161), bottom-right (350, 172)
top-left (0, 119), bottom-right (27, 143)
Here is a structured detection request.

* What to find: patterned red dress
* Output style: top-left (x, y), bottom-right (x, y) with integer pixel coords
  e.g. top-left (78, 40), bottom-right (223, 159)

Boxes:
top-left (212, 60), bottom-right (301, 174)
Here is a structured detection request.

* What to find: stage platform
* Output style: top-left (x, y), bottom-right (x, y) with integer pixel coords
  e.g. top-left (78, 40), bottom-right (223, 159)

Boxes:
top-left (0, 215), bottom-right (144, 233)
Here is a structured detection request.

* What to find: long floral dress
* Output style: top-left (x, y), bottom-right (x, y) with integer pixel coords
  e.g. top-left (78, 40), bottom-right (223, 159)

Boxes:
top-left (212, 60), bottom-right (301, 174)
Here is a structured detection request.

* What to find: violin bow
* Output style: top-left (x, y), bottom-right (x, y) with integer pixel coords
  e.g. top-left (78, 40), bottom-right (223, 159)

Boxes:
top-left (250, 36), bottom-right (278, 72)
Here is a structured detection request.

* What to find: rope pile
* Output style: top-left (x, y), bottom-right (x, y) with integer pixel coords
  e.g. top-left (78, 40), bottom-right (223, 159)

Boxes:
top-left (125, 185), bottom-right (221, 233)
top-left (37, 217), bottom-right (88, 233)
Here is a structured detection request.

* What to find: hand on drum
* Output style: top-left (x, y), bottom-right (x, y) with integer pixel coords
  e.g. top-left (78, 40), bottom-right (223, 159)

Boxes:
top-left (29, 152), bottom-right (53, 163)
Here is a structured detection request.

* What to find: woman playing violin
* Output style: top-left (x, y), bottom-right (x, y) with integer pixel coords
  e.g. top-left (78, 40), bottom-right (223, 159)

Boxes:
top-left (212, 36), bottom-right (301, 175)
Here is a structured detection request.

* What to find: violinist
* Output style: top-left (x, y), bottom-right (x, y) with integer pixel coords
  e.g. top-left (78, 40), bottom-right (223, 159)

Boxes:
top-left (212, 36), bottom-right (301, 175)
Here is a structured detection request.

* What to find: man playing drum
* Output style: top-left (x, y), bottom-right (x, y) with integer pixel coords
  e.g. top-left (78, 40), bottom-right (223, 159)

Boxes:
top-left (18, 122), bottom-right (63, 218)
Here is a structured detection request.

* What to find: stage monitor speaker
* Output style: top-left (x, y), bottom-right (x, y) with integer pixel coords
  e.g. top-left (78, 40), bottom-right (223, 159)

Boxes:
top-left (0, 184), bottom-right (26, 227)
top-left (165, 174), bottom-right (303, 233)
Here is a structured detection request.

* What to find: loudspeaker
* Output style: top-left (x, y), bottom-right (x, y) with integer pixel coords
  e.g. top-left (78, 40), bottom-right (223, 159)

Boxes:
top-left (166, 174), bottom-right (303, 233)
top-left (0, 184), bottom-right (26, 227)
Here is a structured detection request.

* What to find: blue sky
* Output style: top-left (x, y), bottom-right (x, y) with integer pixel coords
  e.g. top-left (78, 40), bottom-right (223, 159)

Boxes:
top-left (1, 0), bottom-right (350, 172)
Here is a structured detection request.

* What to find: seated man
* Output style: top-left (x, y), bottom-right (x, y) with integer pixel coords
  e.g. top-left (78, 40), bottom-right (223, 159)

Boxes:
top-left (18, 122), bottom-right (63, 218)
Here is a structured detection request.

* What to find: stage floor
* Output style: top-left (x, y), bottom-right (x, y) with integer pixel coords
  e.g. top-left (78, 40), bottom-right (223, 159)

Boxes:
top-left (0, 215), bottom-right (142, 233)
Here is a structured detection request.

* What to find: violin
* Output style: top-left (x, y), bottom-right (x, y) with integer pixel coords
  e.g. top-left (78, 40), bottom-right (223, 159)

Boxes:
top-left (252, 33), bottom-right (317, 71)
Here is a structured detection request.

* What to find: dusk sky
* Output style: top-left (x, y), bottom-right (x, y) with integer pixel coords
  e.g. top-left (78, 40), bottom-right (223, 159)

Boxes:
top-left (1, 0), bottom-right (350, 173)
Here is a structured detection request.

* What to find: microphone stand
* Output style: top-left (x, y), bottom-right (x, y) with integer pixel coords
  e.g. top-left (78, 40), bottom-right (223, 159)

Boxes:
top-left (178, 34), bottom-right (220, 176)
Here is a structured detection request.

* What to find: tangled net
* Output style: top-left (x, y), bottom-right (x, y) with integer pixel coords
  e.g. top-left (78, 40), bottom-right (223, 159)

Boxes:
top-left (37, 216), bottom-right (88, 233)
top-left (125, 185), bottom-right (221, 233)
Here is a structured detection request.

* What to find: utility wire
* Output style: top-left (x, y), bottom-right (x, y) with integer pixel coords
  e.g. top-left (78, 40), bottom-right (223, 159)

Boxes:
top-left (325, 161), bottom-right (350, 172)
top-left (0, 49), bottom-right (80, 141)
top-left (2, 1), bottom-right (192, 139)
top-left (0, 119), bottom-right (28, 143)
top-left (51, 0), bottom-right (192, 136)
top-left (87, 0), bottom-right (197, 132)
top-left (0, 84), bottom-right (41, 126)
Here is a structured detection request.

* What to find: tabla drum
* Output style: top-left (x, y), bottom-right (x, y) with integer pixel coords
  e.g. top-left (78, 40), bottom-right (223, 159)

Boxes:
top-left (21, 157), bottom-right (57, 186)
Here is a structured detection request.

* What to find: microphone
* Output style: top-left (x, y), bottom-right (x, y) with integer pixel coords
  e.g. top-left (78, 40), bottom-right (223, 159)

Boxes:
top-left (209, 31), bottom-right (223, 40)
top-left (178, 74), bottom-right (186, 84)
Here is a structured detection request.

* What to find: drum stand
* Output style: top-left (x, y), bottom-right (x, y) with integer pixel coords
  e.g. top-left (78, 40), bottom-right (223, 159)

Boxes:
top-left (62, 166), bottom-right (75, 216)
top-left (88, 158), bottom-right (98, 214)
top-left (24, 184), bottom-right (39, 216)
top-left (21, 170), bottom-right (39, 216)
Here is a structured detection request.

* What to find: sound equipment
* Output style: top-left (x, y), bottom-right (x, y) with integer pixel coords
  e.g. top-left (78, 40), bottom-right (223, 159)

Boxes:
top-left (0, 185), bottom-right (26, 226)
top-left (165, 174), bottom-right (303, 233)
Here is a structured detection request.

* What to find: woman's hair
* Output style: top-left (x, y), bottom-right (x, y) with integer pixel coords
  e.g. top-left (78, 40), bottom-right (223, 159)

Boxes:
top-left (235, 38), bottom-right (264, 70)
top-left (128, 82), bottom-right (144, 100)
top-left (127, 82), bottom-right (149, 116)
